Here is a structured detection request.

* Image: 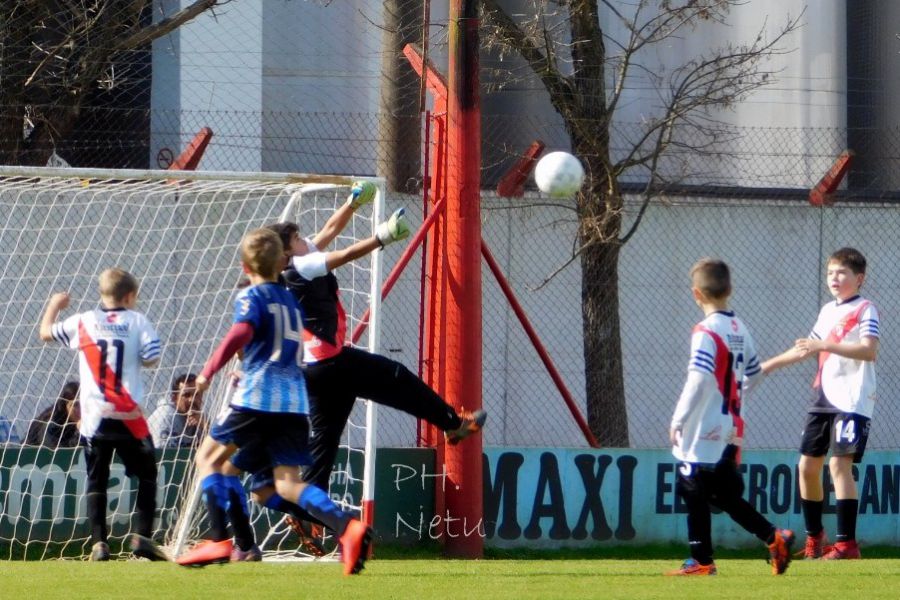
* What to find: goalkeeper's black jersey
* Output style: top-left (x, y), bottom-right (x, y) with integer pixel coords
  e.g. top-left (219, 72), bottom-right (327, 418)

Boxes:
top-left (282, 266), bottom-right (347, 362)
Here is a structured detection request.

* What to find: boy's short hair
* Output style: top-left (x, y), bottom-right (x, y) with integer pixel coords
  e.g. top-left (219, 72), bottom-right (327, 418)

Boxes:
top-left (690, 258), bottom-right (731, 300)
top-left (264, 222), bottom-right (299, 251)
top-left (171, 373), bottom-right (197, 395)
top-left (828, 247), bottom-right (867, 274)
top-left (98, 268), bottom-right (139, 301)
top-left (241, 228), bottom-right (283, 279)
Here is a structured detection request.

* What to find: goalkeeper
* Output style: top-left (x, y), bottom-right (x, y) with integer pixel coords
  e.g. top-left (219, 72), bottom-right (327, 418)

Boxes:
top-left (229, 182), bottom-right (485, 544)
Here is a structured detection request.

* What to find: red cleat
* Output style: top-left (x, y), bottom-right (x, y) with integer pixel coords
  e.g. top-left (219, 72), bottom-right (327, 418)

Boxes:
top-left (176, 539), bottom-right (233, 567)
top-left (338, 519), bottom-right (372, 576)
top-left (797, 530), bottom-right (828, 559)
top-left (822, 540), bottom-right (861, 560)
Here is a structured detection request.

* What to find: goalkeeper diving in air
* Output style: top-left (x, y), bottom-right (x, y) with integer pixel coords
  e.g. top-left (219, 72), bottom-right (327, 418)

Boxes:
top-left (226, 181), bottom-right (487, 552)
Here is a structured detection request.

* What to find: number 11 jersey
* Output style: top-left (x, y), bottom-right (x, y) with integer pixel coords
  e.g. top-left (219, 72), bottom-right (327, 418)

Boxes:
top-left (51, 307), bottom-right (161, 439)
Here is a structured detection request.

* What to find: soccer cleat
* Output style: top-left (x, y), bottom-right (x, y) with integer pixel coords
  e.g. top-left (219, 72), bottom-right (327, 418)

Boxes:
top-left (90, 541), bottom-right (110, 562)
top-left (796, 530), bottom-right (828, 559)
top-left (665, 558), bottom-right (717, 576)
top-left (230, 544), bottom-right (262, 562)
top-left (822, 540), bottom-right (861, 560)
top-left (446, 409), bottom-right (487, 445)
top-left (767, 529), bottom-right (795, 575)
top-left (130, 534), bottom-right (170, 561)
top-left (176, 539), bottom-right (233, 567)
top-left (338, 519), bottom-right (372, 576)
top-left (286, 516), bottom-right (327, 557)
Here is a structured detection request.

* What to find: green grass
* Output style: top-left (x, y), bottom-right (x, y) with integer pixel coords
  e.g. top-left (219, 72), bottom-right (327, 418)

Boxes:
top-left (10, 556), bottom-right (900, 600)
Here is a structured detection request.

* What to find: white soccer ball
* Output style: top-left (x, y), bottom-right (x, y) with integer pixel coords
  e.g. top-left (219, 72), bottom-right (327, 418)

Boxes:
top-left (534, 151), bottom-right (585, 198)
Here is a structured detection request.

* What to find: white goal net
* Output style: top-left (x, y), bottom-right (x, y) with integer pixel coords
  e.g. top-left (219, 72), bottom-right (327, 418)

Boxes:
top-left (0, 167), bottom-right (383, 560)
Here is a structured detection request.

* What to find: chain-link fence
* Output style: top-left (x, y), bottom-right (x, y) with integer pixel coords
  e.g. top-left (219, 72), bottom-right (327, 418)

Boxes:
top-left (4, 1), bottom-right (900, 452)
top-left (371, 190), bottom-right (900, 452)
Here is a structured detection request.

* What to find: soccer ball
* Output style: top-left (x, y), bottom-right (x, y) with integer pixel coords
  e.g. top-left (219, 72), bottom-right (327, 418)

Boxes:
top-left (534, 151), bottom-right (585, 198)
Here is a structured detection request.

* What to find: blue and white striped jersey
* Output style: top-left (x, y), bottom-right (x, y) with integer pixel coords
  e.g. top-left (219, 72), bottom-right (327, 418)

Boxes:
top-left (232, 282), bottom-right (308, 414)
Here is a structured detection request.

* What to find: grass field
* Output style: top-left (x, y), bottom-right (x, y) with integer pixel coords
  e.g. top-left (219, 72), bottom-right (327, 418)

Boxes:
top-left (11, 554), bottom-right (900, 600)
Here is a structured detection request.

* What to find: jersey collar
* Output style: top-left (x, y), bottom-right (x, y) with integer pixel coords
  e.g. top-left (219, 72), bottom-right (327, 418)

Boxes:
top-left (835, 294), bottom-right (861, 306)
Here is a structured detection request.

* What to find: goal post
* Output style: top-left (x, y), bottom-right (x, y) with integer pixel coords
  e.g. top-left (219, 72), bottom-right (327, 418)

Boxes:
top-left (0, 166), bottom-right (384, 560)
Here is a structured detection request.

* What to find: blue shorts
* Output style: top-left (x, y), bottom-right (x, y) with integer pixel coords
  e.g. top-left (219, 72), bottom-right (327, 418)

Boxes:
top-left (211, 407), bottom-right (311, 469)
top-left (231, 440), bottom-right (277, 491)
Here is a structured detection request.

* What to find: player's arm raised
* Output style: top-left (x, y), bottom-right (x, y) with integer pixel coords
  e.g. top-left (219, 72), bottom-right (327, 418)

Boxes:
top-left (322, 206), bottom-right (411, 271)
top-left (38, 292), bottom-right (70, 342)
top-left (311, 181), bottom-right (376, 250)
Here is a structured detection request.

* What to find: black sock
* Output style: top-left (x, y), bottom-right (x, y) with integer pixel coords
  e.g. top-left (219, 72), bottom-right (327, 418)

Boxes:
top-left (835, 499), bottom-right (858, 542)
top-left (135, 478), bottom-right (156, 538)
top-left (87, 490), bottom-right (108, 544)
top-left (227, 488), bottom-right (256, 551)
top-left (801, 499), bottom-right (824, 536)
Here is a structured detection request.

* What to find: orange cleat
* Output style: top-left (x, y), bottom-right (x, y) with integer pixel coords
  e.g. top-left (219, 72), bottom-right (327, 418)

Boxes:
top-left (822, 540), bottom-right (861, 560)
top-left (286, 516), bottom-right (327, 557)
top-left (176, 539), bottom-right (233, 567)
top-left (666, 558), bottom-right (717, 576)
top-left (767, 529), bottom-right (795, 575)
top-left (338, 519), bottom-right (372, 576)
top-left (446, 410), bottom-right (487, 445)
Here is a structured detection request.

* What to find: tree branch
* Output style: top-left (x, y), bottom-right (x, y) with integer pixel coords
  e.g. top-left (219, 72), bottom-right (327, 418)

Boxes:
top-left (117, 0), bottom-right (224, 50)
top-left (480, 0), bottom-right (577, 118)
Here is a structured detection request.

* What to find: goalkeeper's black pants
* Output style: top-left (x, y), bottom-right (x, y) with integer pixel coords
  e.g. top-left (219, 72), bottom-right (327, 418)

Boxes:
top-left (675, 460), bottom-right (776, 565)
top-left (303, 346), bottom-right (462, 490)
top-left (83, 434), bottom-right (158, 544)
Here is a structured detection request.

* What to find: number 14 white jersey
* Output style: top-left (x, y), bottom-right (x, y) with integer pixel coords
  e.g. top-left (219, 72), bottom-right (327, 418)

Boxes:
top-left (51, 307), bottom-right (161, 439)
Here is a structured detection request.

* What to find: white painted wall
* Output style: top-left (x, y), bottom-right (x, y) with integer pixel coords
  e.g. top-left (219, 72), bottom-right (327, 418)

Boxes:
top-left (374, 191), bottom-right (900, 452)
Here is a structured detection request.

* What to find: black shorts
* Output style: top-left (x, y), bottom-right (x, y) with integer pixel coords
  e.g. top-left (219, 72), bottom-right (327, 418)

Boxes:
top-left (83, 435), bottom-right (157, 489)
top-left (675, 458), bottom-right (746, 505)
top-left (211, 407), bottom-right (311, 469)
top-left (800, 411), bottom-right (870, 463)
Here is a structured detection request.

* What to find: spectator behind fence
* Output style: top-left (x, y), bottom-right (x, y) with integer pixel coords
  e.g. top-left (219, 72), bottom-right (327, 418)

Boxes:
top-left (25, 381), bottom-right (80, 448)
top-left (148, 373), bottom-right (205, 448)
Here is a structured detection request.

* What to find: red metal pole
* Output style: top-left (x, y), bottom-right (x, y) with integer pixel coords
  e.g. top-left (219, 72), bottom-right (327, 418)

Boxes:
top-left (442, 0), bottom-right (483, 558)
top-left (481, 241), bottom-right (601, 448)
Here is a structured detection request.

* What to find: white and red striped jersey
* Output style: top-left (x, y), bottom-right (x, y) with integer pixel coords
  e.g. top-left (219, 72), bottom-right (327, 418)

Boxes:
top-left (671, 311), bottom-right (761, 464)
top-left (51, 307), bottom-right (161, 439)
top-left (809, 295), bottom-right (879, 417)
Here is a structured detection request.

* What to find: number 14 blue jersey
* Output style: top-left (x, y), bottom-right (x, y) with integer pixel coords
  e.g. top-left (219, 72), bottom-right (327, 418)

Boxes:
top-left (233, 282), bottom-right (308, 414)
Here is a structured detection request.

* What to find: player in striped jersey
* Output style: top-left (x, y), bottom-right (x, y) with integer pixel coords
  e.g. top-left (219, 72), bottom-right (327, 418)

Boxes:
top-left (667, 259), bottom-right (793, 576)
top-left (175, 228), bottom-right (371, 575)
top-left (39, 268), bottom-right (167, 562)
top-left (762, 247), bottom-right (879, 560)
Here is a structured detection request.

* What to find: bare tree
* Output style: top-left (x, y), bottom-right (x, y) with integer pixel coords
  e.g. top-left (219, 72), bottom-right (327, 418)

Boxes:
top-left (480, 0), bottom-right (802, 446)
top-left (0, 0), bottom-right (225, 166)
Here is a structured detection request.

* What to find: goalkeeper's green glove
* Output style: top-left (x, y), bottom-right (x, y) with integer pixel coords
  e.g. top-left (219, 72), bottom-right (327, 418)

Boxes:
top-left (347, 181), bottom-right (376, 210)
top-left (376, 208), bottom-right (411, 246)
